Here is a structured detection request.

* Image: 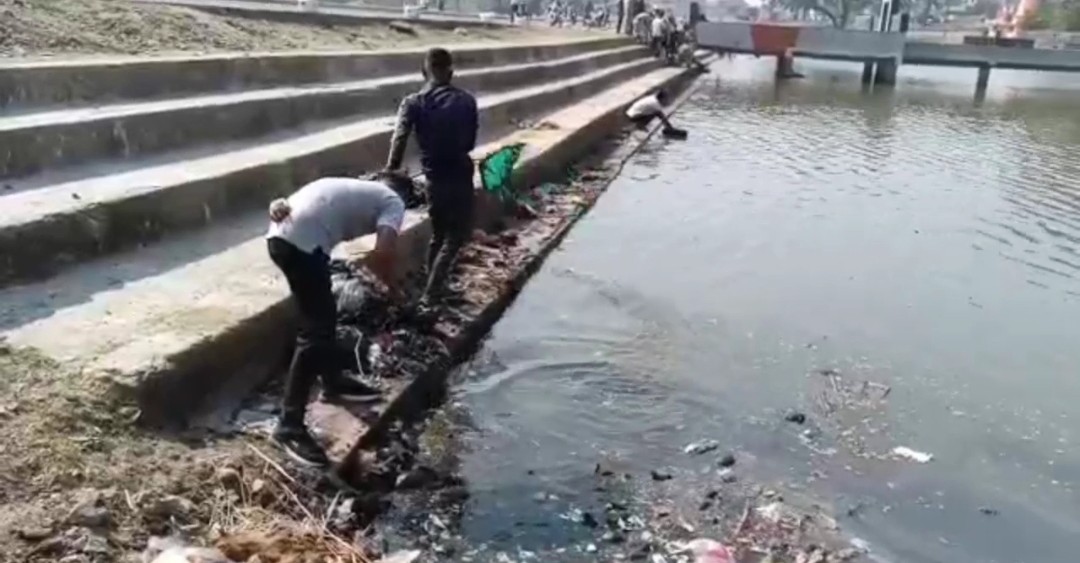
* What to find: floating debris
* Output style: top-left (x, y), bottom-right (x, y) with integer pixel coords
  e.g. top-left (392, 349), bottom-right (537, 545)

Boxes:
top-left (785, 411), bottom-right (807, 425)
top-left (650, 469), bottom-right (674, 482)
top-left (684, 440), bottom-right (720, 456)
top-left (892, 446), bottom-right (934, 463)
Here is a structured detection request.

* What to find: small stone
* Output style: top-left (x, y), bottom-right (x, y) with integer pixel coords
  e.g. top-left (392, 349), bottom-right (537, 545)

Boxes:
top-left (719, 469), bottom-right (737, 483)
top-left (585, 543), bottom-right (598, 553)
top-left (141, 494), bottom-right (194, 521)
top-left (65, 493), bottom-right (110, 529)
top-left (580, 511), bottom-right (599, 528)
top-left (216, 468), bottom-right (242, 493)
top-left (785, 412), bottom-right (807, 425)
top-left (602, 531), bottom-right (624, 544)
top-left (705, 489), bottom-right (720, 500)
top-left (698, 500), bottom-right (712, 511)
top-left (395, 465), bottom-right (439, 490)
top-left (650, 469), bottom-right (673, 482)
top-left (717, 453), bottom-right (736, 468)
top-left (835, 548), bottom-right (861, 561)
top-left (2, 184), bottom-right (12, 191)
top-left (16, 526), bottom-right (53, 541)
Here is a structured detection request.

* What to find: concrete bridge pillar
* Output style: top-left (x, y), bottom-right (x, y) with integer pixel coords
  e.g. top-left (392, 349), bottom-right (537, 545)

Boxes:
top-left (775, 48), bottom-right (799, 78)
top-left (975, 64), bottom-right (992, 96)
top-left (862, 16), bottom-right (877, 84)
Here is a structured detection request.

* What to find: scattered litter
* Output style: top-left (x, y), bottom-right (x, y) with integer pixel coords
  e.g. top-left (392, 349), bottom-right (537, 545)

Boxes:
top-left (892, 446), bottom-right (934, 463)
top-left (784, 411), bottom-right (807, 425)
top-left (680, 538), bottom-right (736, 563)
top-left (849, 537), bottom-right (871, 552)
top-left (376, 550), bottom-right (422, 563)
top-left (684, 440), bottom-right (720, 456)
top-left (755, 501), bottom-right (793, 524)
top-left (978, 507), bottom-right (999, 516)
top-left (145, 537), bottom-right (233, 563)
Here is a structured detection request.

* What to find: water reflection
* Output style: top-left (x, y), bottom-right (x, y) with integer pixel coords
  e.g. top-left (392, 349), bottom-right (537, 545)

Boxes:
top-left (445, 56), bottom-right (1080, 563)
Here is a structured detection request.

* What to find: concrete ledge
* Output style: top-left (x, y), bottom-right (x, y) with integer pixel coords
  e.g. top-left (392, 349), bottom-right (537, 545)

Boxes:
top-left (0, 57), bottom-right (658, 287)
top-left (0, 46), bottom-right (645, 179)
top-left (142, 61), bottom-right (700, 428)
top-left (0, 36), bottom-right (627, 110)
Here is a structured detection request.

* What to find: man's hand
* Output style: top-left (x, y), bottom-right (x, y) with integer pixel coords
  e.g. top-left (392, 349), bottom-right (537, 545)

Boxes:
top-left (269, 198), bottom-right (291, 222)
top-left (370, 226), bottom-right (402, 301)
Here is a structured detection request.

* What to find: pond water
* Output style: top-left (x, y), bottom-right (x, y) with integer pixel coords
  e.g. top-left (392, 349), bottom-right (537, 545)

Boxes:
top-left (441, 56), bottom-right (1080, 563)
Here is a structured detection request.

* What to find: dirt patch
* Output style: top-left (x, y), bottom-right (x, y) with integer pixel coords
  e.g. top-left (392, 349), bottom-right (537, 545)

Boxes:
top-left (0, 0), bottom-right (593, 58)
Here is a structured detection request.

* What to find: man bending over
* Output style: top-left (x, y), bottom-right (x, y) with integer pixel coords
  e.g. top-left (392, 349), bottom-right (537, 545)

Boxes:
top-left (266, 172), bottom-right (414, 466)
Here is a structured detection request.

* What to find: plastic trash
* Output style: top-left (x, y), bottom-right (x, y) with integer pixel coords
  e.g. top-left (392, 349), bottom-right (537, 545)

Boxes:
top-left (892, 446), bottom-right (933, 463)
top-left (376, 550), bottom-right (421, 563)
top-left (682, 538), bottom-right (736, 563)
top-left (683, 439), bottom-right (720, 455)
top-left (662, 126), bottom-right (688, 140)
top-left (145, 536), bottom-right (233, 563)
top-left (480, 143), bottom-right (526, 202)
top-left (331, 274), bottom-right (368, 317)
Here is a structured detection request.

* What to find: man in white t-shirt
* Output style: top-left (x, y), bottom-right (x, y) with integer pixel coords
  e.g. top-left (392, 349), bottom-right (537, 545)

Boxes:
top-left (632, 10), bottom-right (652, 44)
top-left (625, 89), bottom-right (676, 130)
top-left (650, 9), bottom-right (671, 56)
top-left (265, 172), bottom-right (413, 466)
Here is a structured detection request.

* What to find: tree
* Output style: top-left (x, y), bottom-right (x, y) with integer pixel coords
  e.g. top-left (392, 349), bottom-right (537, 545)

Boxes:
top-left (780, 0), bottom-right (874, 27)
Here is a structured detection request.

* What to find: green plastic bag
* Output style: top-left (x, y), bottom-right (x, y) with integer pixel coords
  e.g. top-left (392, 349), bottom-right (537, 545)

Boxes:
top-left (479, 143), bottom-right (526, 202)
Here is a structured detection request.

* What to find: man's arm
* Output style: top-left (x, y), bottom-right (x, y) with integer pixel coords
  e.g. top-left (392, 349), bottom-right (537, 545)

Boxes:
top-left (465, 95), bottom-right (479, 152)
top-left (386, 96), bottom-right (416, 171)
top-left (369, 226), bottom-right (401, 298)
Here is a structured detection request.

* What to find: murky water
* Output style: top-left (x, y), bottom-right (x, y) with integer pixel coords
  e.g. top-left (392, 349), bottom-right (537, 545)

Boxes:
top-left (443, 58), bottom-right (1080, 562)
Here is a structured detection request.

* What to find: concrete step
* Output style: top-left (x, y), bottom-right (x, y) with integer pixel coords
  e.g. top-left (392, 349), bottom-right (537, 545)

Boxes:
top-left (0, 45), bottom-right (647, 179)
top-left (0, 36), bottom-right (627, 111)
top-left (0, 55), bottom-right (660, 286)
top-left (0, 63), bottom-right (694, 426)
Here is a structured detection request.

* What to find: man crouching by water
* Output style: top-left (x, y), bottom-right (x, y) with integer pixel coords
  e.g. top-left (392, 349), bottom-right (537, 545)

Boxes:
top-left (625, 89), bottom-right (688, 138)
top-left (266, 171), bottom-right (415, 466)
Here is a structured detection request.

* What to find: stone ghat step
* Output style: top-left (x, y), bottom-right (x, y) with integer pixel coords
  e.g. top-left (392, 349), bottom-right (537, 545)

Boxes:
top-left (0, 36), bottom-right (627, 111)
top-left (0, 45), bottom-right (647, 179)
top-left (0, 55), bottom-right (660, 287)
top-left (0, 64), bottom-right (692, 428)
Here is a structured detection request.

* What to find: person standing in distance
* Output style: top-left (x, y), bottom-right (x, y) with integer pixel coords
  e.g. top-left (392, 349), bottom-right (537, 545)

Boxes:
top-left (386, 48), bottom-right (479, 305)
top-left (266, 172), bottom-right (414, 466)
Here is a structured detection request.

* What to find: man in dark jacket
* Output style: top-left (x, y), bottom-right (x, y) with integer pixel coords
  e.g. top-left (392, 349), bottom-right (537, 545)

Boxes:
top-left (386, 48), bottom-right (479, 304)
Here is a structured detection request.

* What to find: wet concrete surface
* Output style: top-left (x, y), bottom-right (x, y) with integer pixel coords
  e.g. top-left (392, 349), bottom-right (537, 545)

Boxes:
top-left (379, 58), bottom-right (1080, 562)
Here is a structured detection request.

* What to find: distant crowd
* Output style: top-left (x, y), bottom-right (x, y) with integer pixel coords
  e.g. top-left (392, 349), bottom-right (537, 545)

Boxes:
top-left (505, 0), bottom-right (702, 69)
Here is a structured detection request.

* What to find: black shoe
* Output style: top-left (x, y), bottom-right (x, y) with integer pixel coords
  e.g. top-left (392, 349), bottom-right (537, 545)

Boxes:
top-left (272, 423), bottom-right (329, 467)
top-left (323, 373), bottom-right (382, 403)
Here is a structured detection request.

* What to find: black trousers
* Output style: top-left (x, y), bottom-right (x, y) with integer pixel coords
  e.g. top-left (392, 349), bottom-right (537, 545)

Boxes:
top-left (268, 237), bottom-right (335, 425)
top-left (630, 113), bottom-right (658, 129)
top-left (424, 177), bottom-right (475, 299)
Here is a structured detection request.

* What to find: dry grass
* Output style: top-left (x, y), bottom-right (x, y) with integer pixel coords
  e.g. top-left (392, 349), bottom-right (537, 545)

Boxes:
top-left (0, 340), bottom-right (372, 562)
top-left (0, 0), bottom-right (593, 57)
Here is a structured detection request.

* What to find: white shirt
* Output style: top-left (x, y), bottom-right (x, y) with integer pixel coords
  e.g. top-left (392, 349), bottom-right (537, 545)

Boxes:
top-left (651, 17), bottom-right (670, 38)
top-left (267, 177), bottom-right (405, 254)
top-left (633, 12), bottom-right (651, 34)
top-left (626, 94), bottom-right (663, 119)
